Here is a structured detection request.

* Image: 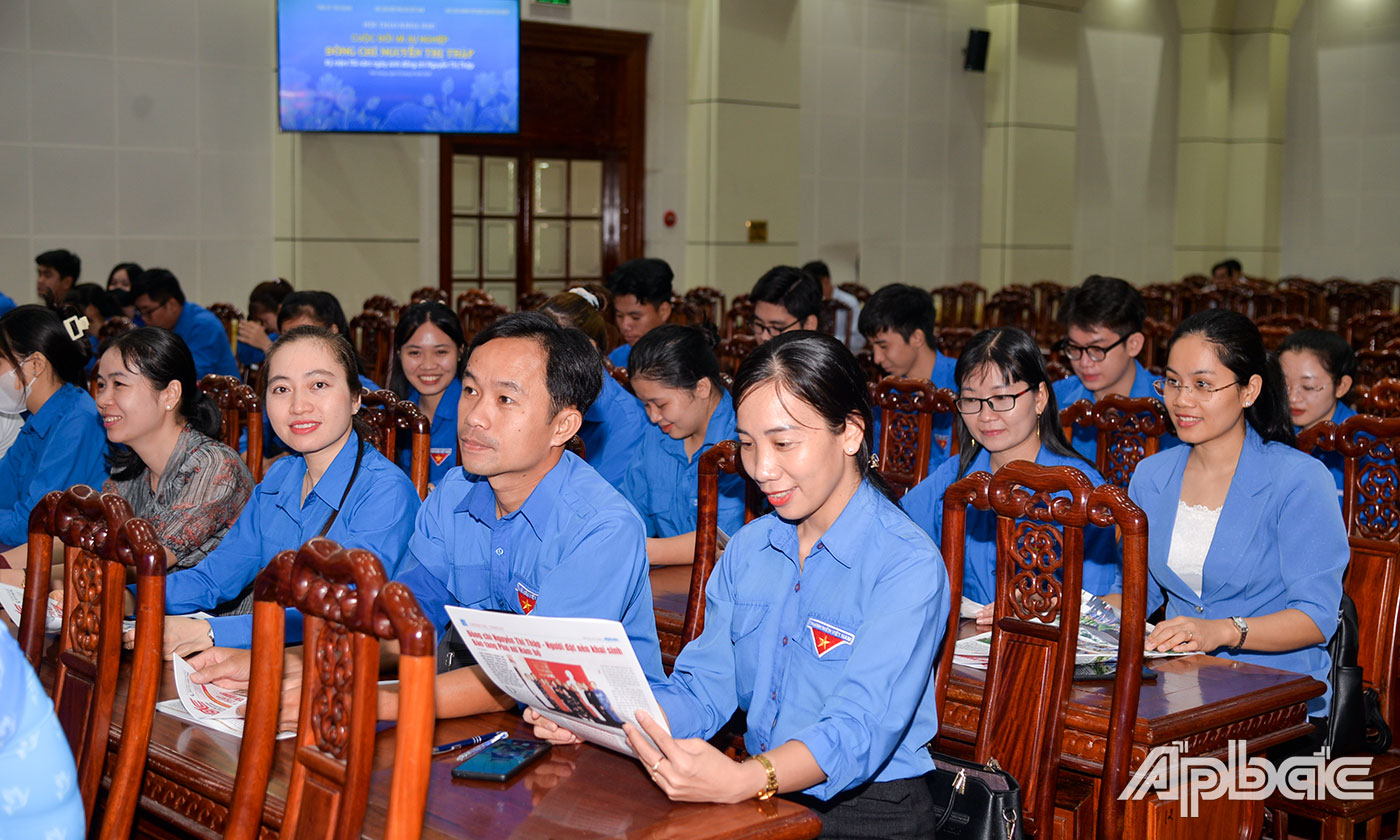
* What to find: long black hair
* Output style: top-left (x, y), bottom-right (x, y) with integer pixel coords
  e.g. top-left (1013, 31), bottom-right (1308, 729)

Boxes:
top-left (98, 328), bottom-right (222, 481)
top-left (628, 323), bottom-right (724, 395)
top-left (733, 330), bottom-right (897, 502)
top-left (953, 326), bottom-right (1088, 478)
top-left (386, 302), bottom-right (467, 399)
top-left (0, 304), bottom-right (91, 388)
top-left (1170, 310), bottom-right (1295, 446)
top-left (277, 291), bottom-right (369, 381)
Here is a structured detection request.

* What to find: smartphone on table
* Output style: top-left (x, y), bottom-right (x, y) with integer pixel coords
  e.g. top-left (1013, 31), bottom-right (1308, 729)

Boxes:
top-left (450, 738), bottom-right (551, 782)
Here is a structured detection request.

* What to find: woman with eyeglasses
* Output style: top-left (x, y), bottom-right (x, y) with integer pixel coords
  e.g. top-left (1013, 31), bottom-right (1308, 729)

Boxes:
top-left (1277, 330), bottom-right (1357, 500)
top-left (1103, 310), bottom-right (1346, 730)
top-left (902, 327), bottom-right (1120, 615)
top-left (621, 324), bottom-right (746, 566)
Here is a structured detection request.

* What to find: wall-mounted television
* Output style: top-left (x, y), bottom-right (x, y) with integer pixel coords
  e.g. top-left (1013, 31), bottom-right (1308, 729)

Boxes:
top-left (277, 1), bottom-right (520, 133)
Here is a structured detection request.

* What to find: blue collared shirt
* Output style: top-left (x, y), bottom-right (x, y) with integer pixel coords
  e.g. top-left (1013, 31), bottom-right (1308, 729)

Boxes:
top-left (392, 452), bottom-right (666, 685)
top-left (401, 378), bottom-right (460, 487)
top-left (579, 372), bottom-right (645, 489)
top-left (174, 302), bottom-right (240, 379)
top-left (1297, 401), bottom-right (1355, 505)
top-left (620, 390), bottom-right (744, 539)
top-left (608, 343), bottom-right (631, 368)
top-left (0, 292), bottom-right (14, 317)
top-left (1053, 359), bottom-right (1179, 463)
top-left (162, 431), bottom-right (419, 647)
top-left (1124, 427), bottom-right (1347, 715)
top-left (0, 384), bottom-right (107, 546)
top-left (901, 444), bottom-right (1121, 604)
top-left (872, 350), bottom-right (958, 471)
top-left (236, 332), bottom-right (279, 368)
top-left (657, 481), bottom-right (949, 799)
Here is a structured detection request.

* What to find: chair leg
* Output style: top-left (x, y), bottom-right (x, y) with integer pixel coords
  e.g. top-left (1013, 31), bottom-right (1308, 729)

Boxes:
top-left (1269, 807), bottom-right (1289, 840)
top-left (1320, 814), bottom-right (1351, 840)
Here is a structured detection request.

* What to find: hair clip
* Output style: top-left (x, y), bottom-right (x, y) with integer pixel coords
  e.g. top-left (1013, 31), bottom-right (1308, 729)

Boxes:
top-left (566, 286), bottom-right (600, 310)
top-left (868, 453), bottom-right (880, 469)
top-left (63, 315), bottom-right (90, 341)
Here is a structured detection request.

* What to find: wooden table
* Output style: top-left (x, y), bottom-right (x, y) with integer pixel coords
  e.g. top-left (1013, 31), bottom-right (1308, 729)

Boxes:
top-left (652, 571), bottom-right (1323, 837)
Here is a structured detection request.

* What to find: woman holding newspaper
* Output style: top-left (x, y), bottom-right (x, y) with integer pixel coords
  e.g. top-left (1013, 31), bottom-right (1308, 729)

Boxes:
top-left (528, 332), bottom-right (950, 839)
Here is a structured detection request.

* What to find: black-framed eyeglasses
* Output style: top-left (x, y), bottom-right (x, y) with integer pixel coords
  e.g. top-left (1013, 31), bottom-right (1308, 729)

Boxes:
top-left (750, 317), bottom-right (800, 338)
top-left (1057, 333), bottom-right (1132, 362)
top-left (954, 387), bottom-right (1033, 415)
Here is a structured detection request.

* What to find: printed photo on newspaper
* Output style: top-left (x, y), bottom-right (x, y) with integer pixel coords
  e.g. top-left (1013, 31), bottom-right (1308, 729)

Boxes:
top-left (155, 654), bottom-right (295, 740)
top-left (445, 605), bottom-right (669, 757)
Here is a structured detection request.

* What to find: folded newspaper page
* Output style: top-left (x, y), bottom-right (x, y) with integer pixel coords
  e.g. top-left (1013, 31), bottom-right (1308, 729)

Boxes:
top-left (155, 654), bottom-right (294, 740)
top-left (0, 583), bottom-right (61, 632)
top-left (445, 605), bottom-right (670, 757)
top-left (953, 591), bottom-right (1196, 673)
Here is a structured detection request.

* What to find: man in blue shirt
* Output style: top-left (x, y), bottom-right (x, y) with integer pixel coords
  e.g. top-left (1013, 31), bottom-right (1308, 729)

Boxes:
top-left (748, 266), bottom-right (820, 344)
top-left (858, 283), bottom-right (958, 465)
top-left (34, 248), bottom-right (79, 305)
top-left (1052, 275), bottom-right (1177, 463)
top-left (388, 311), bottom-right (666, 719)
top-left (605, 258), bottom-right (673, 368)
top-left (131, 268), bottom-right (241, 379)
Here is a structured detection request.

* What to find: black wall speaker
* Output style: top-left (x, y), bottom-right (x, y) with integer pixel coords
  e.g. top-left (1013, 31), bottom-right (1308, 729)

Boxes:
top-left (964, 29), bottom-right (990, 72)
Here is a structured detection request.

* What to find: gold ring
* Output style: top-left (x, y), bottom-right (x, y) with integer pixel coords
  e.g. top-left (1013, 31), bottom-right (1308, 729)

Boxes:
top-left (651, 758), bottom-right (662, 774)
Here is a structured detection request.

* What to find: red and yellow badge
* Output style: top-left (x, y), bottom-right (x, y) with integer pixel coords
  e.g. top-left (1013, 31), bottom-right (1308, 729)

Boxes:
top-left (805, 617), bottom-right (854, 657)
top-left (430, 447), bottom-right (453, 466)
top-left (515, 581), bottom-right (539, 615)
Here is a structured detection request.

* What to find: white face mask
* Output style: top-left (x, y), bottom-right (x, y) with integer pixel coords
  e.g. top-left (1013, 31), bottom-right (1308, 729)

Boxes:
top-left (0, 363), bottom-right (33, 415)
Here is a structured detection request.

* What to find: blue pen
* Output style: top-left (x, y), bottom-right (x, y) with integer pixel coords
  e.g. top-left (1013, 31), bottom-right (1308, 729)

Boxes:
top-left (450, 730), bottom-right (511, 762)
top-left (431, 729), bottom-right (509, 757)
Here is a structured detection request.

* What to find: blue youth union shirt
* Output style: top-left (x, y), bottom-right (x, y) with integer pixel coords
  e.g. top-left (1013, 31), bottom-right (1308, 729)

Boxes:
top-left (161, 431), bottom-right (420, 647)
top-left (393, 451), bottom-right (667, 686)
top-left (0, 383), bottom-right (107, 547)
top-left (578, 371), bottom-right (646, 489)
top-left (174, 301), bottom-right (241, 379)
top-left (620, 389), bottom-right (744, 539)
top-left (656, 481), bottom-right (949, 799)
top-left (402, 378), bottom-right (461, 487)
top-left (872, 349), bottom-right (958, 472)
top-left (1052, 359), bottom-right (1179, 464)
top-left (901, 444), bottom-right (1121, 604)
top-left (608, 343), bottom-right (631, 368)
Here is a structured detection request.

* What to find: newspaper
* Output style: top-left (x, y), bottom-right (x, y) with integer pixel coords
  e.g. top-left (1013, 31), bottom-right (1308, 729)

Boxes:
top-left (0, 583), bottom-right (61, 632)
top-left (155, 654), bottom-right (295, 740)
top-left (953, 591), bottom-right (1196, 674)
top-left (445, 605), bottom-right (669, 757)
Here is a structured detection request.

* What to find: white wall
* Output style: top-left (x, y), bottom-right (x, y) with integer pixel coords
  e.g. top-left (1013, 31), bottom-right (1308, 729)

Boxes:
top-left (797, 0), bottom-right (986, 293)
top-left (1073, 0), bottom-right (1178, 287)
top-left (1281, 0), bottom-right (1400, 281)
top-left (0, 0), bottom-right (275, 306)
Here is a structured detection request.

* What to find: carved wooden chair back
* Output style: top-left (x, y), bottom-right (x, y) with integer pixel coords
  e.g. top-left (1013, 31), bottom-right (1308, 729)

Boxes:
top-left (838, 282), bottom-right (872, 303)
top-left (1354, 378), bottom-right (1400, 418)
top-left (226, 538), bottom-right (435, 840)
top-left (199, 374), bottom-right (265, 481)
top-left (408, 286), bottom-right (449, 306)
top-left (936, 326), bottom-right (975, 359)
top-left (565, 435), bottom-right (585, 459)
top-left (24, 486), bottom-right (170, 838)
top-left (460, 302), bottom-right (507, 342)
top-left (1061, 395), bottom-right (1172, 489)
top-left (349, 311), bottom-right (395, 386)
top-left (936, 462), bottom-right (1148, 840)
top-left (819, 297), bottom-right (853, 344)
top-left (454, 289), bottom-right (494, 311)
top-left (516, 290), bottom-right (549, 311)
top-left (684, 286), bottom-right (727, 326)
top-left (868, 378), bottom-right (957, 496)
top-left (722, 299), bottom-right (754, 339)
top-left (716, 334), bottom-right (757, 379)
top-left (679, 441), bottom-right (766, 655)
top-left (362, 295), bottom-right (400, 317)
top-left (357, 389), bottom-right (431, 499)
top-left (1357, 349), bottom-right (1400, 390)
top-left (208, 302), bottom-right (242, 348)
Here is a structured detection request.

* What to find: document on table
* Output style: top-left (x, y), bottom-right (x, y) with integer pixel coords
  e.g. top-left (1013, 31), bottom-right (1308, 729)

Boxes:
top-left (0, 583), bottom-right (61, 632)
top-left (446, 605), bottom-right (670, 757)
top-left (155, 654), bottom-right (294, 740)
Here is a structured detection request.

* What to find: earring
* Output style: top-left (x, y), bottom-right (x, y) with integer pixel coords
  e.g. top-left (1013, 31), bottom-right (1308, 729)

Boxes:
top-left (846, 448), bottom-right (856, 455)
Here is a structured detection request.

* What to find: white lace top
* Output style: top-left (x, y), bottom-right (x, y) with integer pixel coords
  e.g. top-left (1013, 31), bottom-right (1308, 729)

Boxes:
top-left (1166, 500), bottom-right (1222, 597)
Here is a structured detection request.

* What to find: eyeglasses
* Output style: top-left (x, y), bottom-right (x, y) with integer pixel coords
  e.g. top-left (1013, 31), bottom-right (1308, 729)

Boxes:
top-left (750, 318), bottom-right (800, 338)
top-left (1152, 378), bottom-right (1241, 400)
top-left (1285, 382), bottom-right (1329, 397)
top-left (1056, 333), bottom-right (1132, 362)
top-left (954, 387), bottom-right (1033, 415)
top-left (136, 302), bottom-right (164, 319)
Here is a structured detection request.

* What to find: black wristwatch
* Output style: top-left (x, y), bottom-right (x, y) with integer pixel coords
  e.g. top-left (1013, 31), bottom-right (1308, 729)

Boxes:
top-left (1228, 616), bottom-right (1249, 651)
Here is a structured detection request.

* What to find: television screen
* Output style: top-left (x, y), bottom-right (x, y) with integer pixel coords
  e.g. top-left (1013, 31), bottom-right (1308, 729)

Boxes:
top-left (277, 1), bottom-right (520, 133)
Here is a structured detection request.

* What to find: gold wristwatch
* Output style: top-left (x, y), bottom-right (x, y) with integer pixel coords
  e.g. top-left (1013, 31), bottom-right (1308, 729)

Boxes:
top-left (753, 753), bottom-right (778, 800)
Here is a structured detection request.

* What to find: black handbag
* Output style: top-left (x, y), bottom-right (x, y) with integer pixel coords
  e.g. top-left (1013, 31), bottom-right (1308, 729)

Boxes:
top-left (1326, 593), bottom-right (1393, 755)
top-left (925, 750), bottom-right (1024, 839)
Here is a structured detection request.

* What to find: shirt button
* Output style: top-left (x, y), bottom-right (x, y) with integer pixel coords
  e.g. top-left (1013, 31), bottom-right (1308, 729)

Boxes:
top-left (1195, 605), bottom-right (1204, 613)
top-left (794, 582), bottom-right (800, 592)
top-left (771, 691), bottom-right (777, 700)
top-left (781, 636), bottom-right (788, 646)
top-left (495, 548), bottom-right (503, 555)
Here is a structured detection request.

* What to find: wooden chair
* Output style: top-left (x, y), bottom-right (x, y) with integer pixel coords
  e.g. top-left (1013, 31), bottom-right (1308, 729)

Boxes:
top-left (199, 373), bottom-right (265, 482)
top-left (1272, 415), bottom-right (1400, 839)
top-left (868, 378), bottom-right (957, 497)
top-left (936, 326), bottom-right (975, 359)
top-left (517, 290), bottom-right (549, 311)
top-left (24, 486), bottom-right (170, 839)
top-left (667, 296), bottom-right (708, 328)
top-left (226, 537), bottom-right (435, 840)
top-left (1357, 349), bottom-right (1400, 390)
top-left (1060, 395), bottom-right (1173, 489)
top-left (460, 302), bottom-right (507, 342)
top-left (716, 334), bottom-right (757, 379)
top-left (1353, 378), bottom-right (1400, 418)
top-left (363, 295), bottom-right (399, 317)
top-left (722, 298), bottom-right (754, 340)
top-left (408, 286), bottom-right (449, 306)
top-left (208, 302), bottom-right (243, 354)
top-left (684, 286), bottom-right (727, 326)
top-left (936, 462), bottom-right (1148, 840)
top-left (96, 314), bottom-right (135, 342)
top-left (454, 288), bottom-right (495, 311)
top-left (349, 310), bottom-right (395, 386)
top-left (357, 389), bottom-right (432, 498)
top-left (837, 282), bottom-right (872, 303)
top-left (602, 356), bottom-right (632, 394)
top-left (819, 297), bottom-right (854, 345)
top-left (669, 441), bottom-right (767, 662)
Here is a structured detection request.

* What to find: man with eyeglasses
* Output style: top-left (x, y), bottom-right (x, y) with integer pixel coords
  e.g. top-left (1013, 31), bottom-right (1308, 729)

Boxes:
top-left (130, 268), bottom-right (240, 379)
top-left (1053, 275), bottom-right (1177, 462)
top-left (748, 266), bottom-right (821, 343)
